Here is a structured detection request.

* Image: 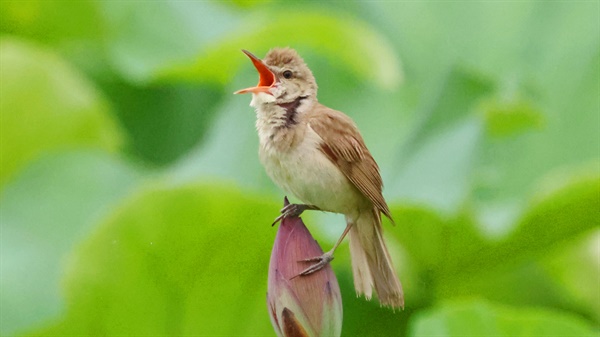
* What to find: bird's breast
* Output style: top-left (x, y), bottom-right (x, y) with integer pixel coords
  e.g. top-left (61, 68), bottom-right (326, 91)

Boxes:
top-left (258, 125), bottom-right (363, 216)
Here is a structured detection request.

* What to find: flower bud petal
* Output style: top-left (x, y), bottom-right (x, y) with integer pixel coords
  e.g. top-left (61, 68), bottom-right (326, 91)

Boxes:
top-left (267, 198), bottom-right (343, 337)
top-left (281, 308), bottom-right (310, 337)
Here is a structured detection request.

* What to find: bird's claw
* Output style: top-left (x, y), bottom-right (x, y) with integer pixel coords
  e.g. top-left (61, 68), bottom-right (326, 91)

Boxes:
top-left (292, 252), bottom-right (334, 278)
top-left (271, 203), bottom-right (311, 226)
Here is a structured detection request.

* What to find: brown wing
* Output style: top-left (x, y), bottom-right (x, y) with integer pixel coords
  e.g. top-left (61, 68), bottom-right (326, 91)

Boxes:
top-left (308, 104), bottom-right (393, 222)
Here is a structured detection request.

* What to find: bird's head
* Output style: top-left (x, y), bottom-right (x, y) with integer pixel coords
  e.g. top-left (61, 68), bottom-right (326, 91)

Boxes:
top-left (235, 48), bottom-right (317, 105)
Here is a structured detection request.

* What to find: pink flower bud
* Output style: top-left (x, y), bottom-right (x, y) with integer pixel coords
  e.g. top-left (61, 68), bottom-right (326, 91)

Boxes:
top-left (267, 198), bottom-right (343, 337)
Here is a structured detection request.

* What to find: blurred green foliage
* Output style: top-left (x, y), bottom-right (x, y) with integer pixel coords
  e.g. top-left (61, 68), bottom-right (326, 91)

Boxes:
top-left (1, 1), bottom-right (598, 336)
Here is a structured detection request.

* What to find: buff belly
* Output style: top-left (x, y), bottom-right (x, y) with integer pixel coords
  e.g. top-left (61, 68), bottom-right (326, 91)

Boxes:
top-left (259, 128), bottom-right (364, 217)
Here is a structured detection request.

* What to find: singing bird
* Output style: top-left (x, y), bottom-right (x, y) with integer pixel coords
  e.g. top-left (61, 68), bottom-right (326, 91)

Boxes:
top-left (235, 48), bottom-right (404, 308)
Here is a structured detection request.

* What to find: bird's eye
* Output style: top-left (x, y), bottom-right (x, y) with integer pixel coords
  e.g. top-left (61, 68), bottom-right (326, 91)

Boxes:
top-left (282, 70), bottom-right (293, 79)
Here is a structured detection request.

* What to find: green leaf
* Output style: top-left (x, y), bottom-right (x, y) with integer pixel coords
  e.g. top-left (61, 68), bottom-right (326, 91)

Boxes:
top-left (0, 37), bottom-right (122, 188)
top-left (392, 167), bottom-right (599, 308)
top-left (1, 3), bottom-right (402, 90)
top-left (97, 1), bottom-right (238, 84)
top-left (97, 79), bottom-right (224, 166)
top-left (0, 0), bottom-right (102, 43)
top-left (27, 184), bottom-right (279, 335)
top-left (543, 230), bottom-right (600, 322)
top-left (401, 67), bottom-right (494, 157)
top-left (376, 1), bottom-right (599, 213)
top-left (468, 4), bottom-right (600, 209)
top-left (408, 299), bottom-right (597, 336)
top-left (390, 67), bottom-right (492, 211)
top-left (0, 151), bottom-right (142, 335)
top-left (160, 9), bottom-right (402, 90)
top-left (168, 92), bottom-right (276, 192)
top-left (481, 96), bottom-right (544, 138)
top-left (336, 268), bottom-right (412, 336)
top-left (489, 171), bottom-right (599, 266)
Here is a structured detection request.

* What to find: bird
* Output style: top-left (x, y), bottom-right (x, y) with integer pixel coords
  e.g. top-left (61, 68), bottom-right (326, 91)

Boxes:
top-left (234, 47), bottom-right (404, 309)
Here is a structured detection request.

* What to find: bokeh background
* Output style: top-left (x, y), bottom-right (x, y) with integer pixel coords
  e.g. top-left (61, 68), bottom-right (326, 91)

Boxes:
top-left (1, 1), bottom-right (598, 336)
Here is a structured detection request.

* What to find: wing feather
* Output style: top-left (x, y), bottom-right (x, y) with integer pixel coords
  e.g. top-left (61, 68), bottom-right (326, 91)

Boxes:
top-left (308, 104), bottom-right (393, 222)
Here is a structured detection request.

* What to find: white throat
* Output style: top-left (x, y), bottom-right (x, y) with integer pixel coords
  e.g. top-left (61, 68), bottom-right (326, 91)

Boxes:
top-left (251, 93), bottom-right (314, 131)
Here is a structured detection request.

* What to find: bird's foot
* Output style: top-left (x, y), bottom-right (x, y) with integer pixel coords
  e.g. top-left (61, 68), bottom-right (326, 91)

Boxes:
top-left (292, 251), bottom-right (335, 278)
top-left (271, 203), bottom-right (319, 226)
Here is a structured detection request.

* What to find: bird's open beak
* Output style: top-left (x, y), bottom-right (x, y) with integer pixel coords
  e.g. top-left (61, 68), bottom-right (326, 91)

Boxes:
top-left (234, 50), bottom-right (277, 95)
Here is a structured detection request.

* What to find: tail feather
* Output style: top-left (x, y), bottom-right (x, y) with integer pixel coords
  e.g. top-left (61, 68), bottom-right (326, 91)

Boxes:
top-left (348, 210), bottom-right (404, 308)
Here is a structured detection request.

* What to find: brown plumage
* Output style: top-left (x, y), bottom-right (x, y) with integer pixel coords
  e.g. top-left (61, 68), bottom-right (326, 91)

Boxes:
top-left (307, 104), bottom-right (394, 222)
top-left (235, 47), bottom-right (404, 308)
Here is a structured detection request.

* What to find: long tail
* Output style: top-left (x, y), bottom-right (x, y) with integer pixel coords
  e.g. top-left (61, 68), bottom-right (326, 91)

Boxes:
top-left (348, 209), bottom-right (404, 308)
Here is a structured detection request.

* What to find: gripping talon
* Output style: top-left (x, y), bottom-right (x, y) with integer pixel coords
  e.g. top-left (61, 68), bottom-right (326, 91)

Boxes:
top-left (301, 256), bottom-right (324, 262)
top-left (271, 214), bottom-right (285, 226)
top-left (292, 252), bottom-right (334, 278)
top-left (271, 203), bottom-right (319, 226)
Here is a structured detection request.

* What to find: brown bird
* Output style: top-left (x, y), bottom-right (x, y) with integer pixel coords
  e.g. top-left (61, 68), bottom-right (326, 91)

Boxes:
top-left (235, 48), bottom-right (404, 308)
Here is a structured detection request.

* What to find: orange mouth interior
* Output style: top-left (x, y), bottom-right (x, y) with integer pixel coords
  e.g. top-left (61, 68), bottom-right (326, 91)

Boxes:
top-left (234, 50), bottom-right (276, 94)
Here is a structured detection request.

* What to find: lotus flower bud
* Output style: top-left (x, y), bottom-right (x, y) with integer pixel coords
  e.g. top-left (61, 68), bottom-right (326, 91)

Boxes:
top-left (267, 198), bottom-right (343, 337)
